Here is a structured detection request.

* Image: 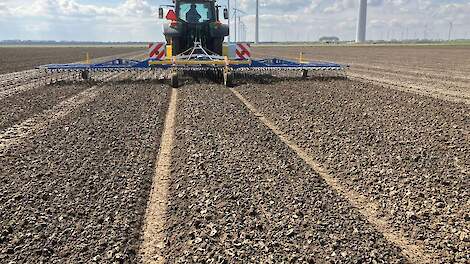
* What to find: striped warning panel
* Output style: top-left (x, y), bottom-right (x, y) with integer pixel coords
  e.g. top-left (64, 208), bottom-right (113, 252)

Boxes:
top-left (149, 42), bottom-right (166, 60)
top-left (235, 43), bottom-right (251, 60)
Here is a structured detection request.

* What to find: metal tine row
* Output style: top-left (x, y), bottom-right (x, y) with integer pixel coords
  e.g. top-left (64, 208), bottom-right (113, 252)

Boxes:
top-left (38, 64), bottom-right (346, 86)
top-left (231, 68), bottom-right (348, 81)
top-left (50, 68), bottom-right (171, 83)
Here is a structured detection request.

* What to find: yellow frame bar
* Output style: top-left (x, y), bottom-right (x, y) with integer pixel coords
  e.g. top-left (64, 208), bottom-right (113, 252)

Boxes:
top-left (149, 59), bottom-right (252, 66)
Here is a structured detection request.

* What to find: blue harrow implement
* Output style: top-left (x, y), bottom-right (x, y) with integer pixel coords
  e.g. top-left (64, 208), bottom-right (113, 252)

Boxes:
top-left (38, 43), bottom-right (347, 87)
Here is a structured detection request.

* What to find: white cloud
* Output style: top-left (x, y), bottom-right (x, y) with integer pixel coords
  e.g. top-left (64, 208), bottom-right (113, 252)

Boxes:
top-left (0, 3), bottom-right (11, 16)
top-left (0, 0), bottom-right (469, 41)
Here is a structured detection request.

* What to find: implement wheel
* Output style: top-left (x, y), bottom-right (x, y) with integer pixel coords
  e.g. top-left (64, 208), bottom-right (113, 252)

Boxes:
top-left (302, 69), bottom-right (308, 79)
top-left (81, 70), bottom-right (90, 80)
top-left (170, 71), bottom-right (179, 88)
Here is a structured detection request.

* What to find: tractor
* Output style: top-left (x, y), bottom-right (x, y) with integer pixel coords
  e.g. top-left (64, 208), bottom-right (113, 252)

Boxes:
top-left (38, 1), bottom-right (346, 87)
top-left (159, 0), bottom-right (229, 56)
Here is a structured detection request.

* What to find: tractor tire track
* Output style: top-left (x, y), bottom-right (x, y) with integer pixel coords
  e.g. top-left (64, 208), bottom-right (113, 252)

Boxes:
top-left (350, 64), bottom-right (470, 91)
top-left (231, 89), bottom-right (438, 263)
top-left (235, 79), bottom-right (470, 263)
top-left (348, 73), bottom-right (470, 105)
top-left (0, 82), bottom-right (170, 263)
top-left (140, 88), bottom-right (178, 264)
top-left (0, 72), bottom-right (84, 101)
top-left (0, 86), bottom-right (105, 152)
top-left (0, 83), bottom-right (90, 131)
top-left (0, 72), bottom-right (120, 152)
top-left (349, 68), bottom-right (470, 105)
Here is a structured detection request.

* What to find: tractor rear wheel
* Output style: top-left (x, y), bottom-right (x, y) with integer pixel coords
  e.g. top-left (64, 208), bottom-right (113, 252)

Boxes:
top-left (212, 38), bottom-right (223, 56)
top-left (81, 70), bottom-right (90, 80)
top-left (172, 38), bottom-right (182, 56)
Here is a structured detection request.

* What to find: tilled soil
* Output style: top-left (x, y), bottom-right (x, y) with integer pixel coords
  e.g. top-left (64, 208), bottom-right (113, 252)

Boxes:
top-left (235, 79), bottom-right (470, 263)
top-left (0, 83), bottom-right (91, 131)
top-left (254, 45), bottom-right (470, 104)
top-left (164, 84), bottom-right (407, 263)
top-left (0, 47), bottom-right (143, 74)
top-left (0, 82), bottom-right (170, 263)
top-left (1, 45), bottom-right (469, 263)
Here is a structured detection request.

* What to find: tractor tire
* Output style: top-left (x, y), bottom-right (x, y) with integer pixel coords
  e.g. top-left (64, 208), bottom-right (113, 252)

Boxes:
top-left (81, 70), bottom-right (90, 80)
top-left (302, 69), bottom-right (308, 79)
top-left (172, 38), bottom-right (182, 56)
top-left (212, 38), bottom-right (223, 56)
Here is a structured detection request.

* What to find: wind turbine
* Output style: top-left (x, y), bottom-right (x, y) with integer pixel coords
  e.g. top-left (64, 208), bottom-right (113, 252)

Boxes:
top-left (355, 0), bottom-right (367, 43)
top-left (448, 21), bottom-right (453, 41)
top-left (255, 0), bottom-right (259, 44)
top-left (232, 7), bottom-right (246, 42)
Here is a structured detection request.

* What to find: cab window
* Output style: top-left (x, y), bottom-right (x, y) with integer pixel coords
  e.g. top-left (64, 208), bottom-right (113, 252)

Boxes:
top-left (179, 2), bottom-right (214, 23)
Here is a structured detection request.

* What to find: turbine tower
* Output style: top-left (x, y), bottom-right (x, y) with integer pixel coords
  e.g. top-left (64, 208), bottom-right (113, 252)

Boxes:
top-left (255, 0), bottom-right (259, 44)
top-left (356, 0), bottom-right (367, 43)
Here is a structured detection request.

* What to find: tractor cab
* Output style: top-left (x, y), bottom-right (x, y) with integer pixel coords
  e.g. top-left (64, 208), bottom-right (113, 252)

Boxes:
top-left (159, 0), bottom-right (229, 56)
top-left (177, 1), bottom-right (216, 24)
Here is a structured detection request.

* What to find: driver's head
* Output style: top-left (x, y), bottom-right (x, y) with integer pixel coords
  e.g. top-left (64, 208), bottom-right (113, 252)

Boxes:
top-left (191, 3), bottom-right (196, 9)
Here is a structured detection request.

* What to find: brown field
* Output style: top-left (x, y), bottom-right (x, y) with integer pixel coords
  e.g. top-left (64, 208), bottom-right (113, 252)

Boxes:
top-left (0, 45), bottom-right (468, 263)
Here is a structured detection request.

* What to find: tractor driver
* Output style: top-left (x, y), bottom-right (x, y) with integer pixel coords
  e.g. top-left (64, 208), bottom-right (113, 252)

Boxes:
top-left (186, 3), bottom-right (201, 23)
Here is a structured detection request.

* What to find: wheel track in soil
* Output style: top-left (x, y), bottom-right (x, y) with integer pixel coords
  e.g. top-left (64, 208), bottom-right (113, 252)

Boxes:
top-left (0, 55), bottom-right (153, 154)
top-left (158, 83), bottom-right (412, 263)
top-left (348, 73), bottom-right (470, 105)
top-left (0, 72), bottom-right (84, 100)
top-left (348, 69), bottom-right (470, 105)
top-left (0, 68), bottom-right (158, 131)
top-left (254, 51), bottom-right (470, 105)
top-left (350, 65), bottom-right (470, 92)
top-left (140, 88), bottom-right (178, 264)
top-left (0, 81), bottom-right (170, 263)
top-left (231, 88), bottom-right (439, 264)
top-left (0, 72), bottom-right (123, 152)
top-left (141, 84), bottom-right (438, 263)
top-left (0, 69), bottom-right (160, 152)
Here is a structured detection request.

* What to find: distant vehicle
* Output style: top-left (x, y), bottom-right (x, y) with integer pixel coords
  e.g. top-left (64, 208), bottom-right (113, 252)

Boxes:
top-left (319, 36), bottom-right (340, 44)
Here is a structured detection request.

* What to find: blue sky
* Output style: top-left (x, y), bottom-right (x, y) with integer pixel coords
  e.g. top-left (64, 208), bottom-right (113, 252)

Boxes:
top-left (0, 0), bottom-right (469, 41)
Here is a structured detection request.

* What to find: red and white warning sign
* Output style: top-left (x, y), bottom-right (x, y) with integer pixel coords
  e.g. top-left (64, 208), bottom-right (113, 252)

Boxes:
top-left (235, 43), bottom-right (251, 60)
top-left (148, 42), bottom-right (166, 60)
